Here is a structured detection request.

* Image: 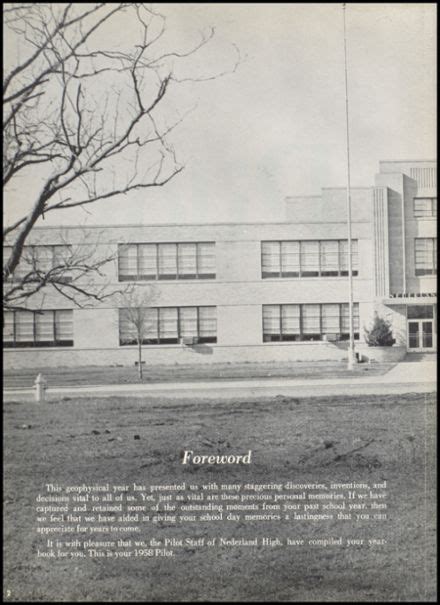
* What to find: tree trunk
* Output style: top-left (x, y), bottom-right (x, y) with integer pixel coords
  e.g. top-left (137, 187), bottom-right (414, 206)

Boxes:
top-left (138, 340), bottom-right (143, 381)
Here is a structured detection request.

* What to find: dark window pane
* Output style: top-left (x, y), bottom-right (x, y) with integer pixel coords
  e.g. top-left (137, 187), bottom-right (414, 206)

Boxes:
top-left (301, 271), bottom-right (319, 277)
top-left (198, 336), bottom-right (217, 344)
top-left (281, 271), bottom-right (300, 278)
top-left (407, 305), bottom-right (434, 319)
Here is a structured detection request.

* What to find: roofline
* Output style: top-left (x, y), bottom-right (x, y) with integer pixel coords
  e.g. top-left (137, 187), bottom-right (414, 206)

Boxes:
top-left (285, 195), bottom-right (322, 199)
top-left (322, 186), bottom-right (373, 191)
top-left (9, 220), bottom-right (300, 231)
top-left (379, 159), bottom-right (436, 163)
top-left (6, 218), bottom-right (372, 232)
top-left (287, 186), bottom-right (374, 199)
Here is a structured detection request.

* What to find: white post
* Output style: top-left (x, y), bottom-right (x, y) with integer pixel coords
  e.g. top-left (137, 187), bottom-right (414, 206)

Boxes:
top-left (35, 373), bottom-right (47, 403)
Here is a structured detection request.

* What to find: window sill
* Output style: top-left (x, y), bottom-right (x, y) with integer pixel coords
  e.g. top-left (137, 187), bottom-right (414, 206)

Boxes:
top-left (261, 274), bottom-right (359, 280)
top-left (119, 342), bottom-right (217, 348)
top-left (4, 345), bottom-right (74, 350)
top-left (118, 276), bottom-right (216, 282)
top-left (262, 339), bottom-right (360, 346)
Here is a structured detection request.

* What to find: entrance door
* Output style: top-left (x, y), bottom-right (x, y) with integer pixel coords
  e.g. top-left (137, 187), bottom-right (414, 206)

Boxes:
top-left (407, 305), bottom-right (436, 352)
top-left (407, 320), bottom-right (434, 351)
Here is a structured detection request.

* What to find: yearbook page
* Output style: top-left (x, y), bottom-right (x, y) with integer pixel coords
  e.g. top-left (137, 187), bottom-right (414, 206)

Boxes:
top-left (3, 3), bottom-right (437, 602)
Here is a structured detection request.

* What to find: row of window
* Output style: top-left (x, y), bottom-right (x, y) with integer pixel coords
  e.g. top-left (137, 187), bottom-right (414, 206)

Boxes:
top-left (4, 245), bottom-right (72, 281)
top-left (263, 303), bottom-right (360, 342)
top-left (117, 240), bottom-right (360, 282)
top-left (119, 306), bottom-right (217, 345)
top-left (4, 310), bottom-right (74, 347)
top-left (5, 237), bottom-right (437, 283)
top-left (262, 240), bottom-right (358, 278)
top-left (413, 197), bottom-right (437, 218)
top-left (118, 242), bottom-right (216, 281)
top-left (3, 304), bottom-right (360, 347)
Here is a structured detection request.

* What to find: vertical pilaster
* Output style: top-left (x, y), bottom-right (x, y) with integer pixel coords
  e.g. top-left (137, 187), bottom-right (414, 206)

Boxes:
top-left (373, 187), bottom-right (390, 297)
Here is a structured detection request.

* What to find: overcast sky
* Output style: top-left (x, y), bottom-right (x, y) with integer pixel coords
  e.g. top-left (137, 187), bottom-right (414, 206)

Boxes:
top-left (5, 3), bottom-right (437, 227)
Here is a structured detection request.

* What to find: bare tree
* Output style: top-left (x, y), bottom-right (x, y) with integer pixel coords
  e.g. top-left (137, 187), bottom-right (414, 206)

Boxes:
top-left (3, 229), bottom-right (123, 311)
top-left (3, 3), bottom-right (239, 309)
top-left (118, 287), bottom-right (157, 380)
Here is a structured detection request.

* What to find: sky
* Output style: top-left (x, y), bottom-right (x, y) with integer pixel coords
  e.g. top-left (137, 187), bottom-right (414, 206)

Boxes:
top-left (4, 3), bottom-right (437, 227)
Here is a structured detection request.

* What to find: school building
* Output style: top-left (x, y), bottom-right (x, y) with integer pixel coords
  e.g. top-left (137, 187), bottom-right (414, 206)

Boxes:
top-left (3, 160), bottom-right (437, 369)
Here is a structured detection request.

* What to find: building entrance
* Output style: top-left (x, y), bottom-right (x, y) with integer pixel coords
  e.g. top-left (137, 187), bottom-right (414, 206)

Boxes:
top-left (407, 305), bottom-right (436, 352)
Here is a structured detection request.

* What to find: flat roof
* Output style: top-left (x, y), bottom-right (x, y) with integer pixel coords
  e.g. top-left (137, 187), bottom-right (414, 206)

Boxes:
top-left (8, 218), bottom-right (371, 232)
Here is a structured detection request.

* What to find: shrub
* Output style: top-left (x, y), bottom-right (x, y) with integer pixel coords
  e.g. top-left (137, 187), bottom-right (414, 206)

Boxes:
top-left (364, 313), bottom-right (395, 346)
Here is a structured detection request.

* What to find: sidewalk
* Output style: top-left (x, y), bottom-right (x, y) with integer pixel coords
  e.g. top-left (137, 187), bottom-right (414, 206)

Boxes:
top-left (378, 358), bottom-right (436, 382)
top-left (3, 360), bottom-right (436, 401)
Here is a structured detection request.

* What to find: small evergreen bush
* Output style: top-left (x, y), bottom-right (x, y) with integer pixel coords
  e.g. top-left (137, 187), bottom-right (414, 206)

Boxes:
top-left (364, 313), bottom-right (395, 346)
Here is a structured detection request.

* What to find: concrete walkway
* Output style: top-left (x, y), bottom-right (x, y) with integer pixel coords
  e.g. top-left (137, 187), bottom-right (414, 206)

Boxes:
top-left (3, 359), bottom-right (436, 401)
top-left (379, 358), bottom-right (436, 382)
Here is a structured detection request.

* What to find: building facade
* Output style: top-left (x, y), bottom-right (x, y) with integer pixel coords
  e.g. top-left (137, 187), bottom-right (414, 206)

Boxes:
top-left (4, 160), bottom-right (437, 369)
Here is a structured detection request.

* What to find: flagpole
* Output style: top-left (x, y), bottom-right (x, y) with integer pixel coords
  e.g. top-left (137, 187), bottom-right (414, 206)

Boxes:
top-left (342, 3), bottom-right (356, 369)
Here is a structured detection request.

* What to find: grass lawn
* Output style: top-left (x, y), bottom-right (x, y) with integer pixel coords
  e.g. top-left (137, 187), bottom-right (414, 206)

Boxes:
top-left (3, 392), bottom-right (436, 602)
top-left (3, 359), bottom-right (396, 388)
